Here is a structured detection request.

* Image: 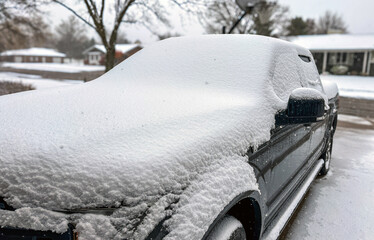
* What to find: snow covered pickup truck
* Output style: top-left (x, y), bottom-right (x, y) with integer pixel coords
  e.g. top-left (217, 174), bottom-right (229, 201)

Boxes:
top-left (0, 35), bottom-right (338, 240)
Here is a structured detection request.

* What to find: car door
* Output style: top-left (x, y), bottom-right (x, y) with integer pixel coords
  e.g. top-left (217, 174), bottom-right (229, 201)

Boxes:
top-left (301, 58), bottom-right (329, 163)
top-left (265, 124), bottom-right (312, 221)
top-left (265, 51), bottom-right (315, 222)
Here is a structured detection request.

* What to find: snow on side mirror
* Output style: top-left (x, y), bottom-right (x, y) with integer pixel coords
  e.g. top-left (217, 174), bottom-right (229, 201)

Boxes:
top-left (276, 88), bottom-right (327, 125)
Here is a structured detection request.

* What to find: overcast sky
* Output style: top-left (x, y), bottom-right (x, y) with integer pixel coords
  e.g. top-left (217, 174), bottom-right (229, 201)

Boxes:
top-left (278, 0), bottom-right (374, 34)
top-left (46, 0), bottom-right (374, 44)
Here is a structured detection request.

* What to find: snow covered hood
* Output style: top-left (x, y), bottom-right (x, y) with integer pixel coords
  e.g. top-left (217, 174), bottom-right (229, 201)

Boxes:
top-left (0, 35), bottom-right (315, 238)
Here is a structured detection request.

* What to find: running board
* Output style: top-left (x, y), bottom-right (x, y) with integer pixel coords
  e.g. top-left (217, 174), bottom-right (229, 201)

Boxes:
top-left (262, 159), bottom-right (324, 240)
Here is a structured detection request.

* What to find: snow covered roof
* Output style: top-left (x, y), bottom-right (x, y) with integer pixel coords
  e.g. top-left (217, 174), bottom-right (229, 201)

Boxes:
top-left (288, 34), bottom-right (374, 51)
top-left (0, 48), bottom-right (66, 57)
top-left (83, 44), bottom-right (140, 55)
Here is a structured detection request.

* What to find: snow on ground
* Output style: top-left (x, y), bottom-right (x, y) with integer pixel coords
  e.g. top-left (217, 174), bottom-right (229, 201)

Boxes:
top-left (1, 62), bottom-right (105, 73)
top-left (321, 75), bottom-right (374, 100)
top-left (281, 115), bottom-right (374, 240)
top-left (0, 72), bottom-right (83, 89)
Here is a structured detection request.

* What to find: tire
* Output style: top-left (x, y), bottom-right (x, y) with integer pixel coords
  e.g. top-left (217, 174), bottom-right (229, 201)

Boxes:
top-left (319, 131), bottom-right (333, 176)
top-left (206, 215), bottom-right (246, 240)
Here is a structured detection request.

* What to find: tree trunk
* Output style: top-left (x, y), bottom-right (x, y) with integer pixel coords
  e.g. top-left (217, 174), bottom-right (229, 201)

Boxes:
top-left (105, 45), bottom-right (116, 72)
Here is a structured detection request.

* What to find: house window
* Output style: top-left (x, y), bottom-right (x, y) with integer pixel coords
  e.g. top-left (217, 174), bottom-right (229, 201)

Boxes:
top-left (337, 53), bottom-right (347, 63)
top-left (14, 56), bottom-right (22, 62)
top-left (334, 52), bottom-right (348, 65)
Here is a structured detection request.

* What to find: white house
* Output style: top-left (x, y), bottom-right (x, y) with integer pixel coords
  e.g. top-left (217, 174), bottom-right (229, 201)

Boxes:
top-left (83, 44), bottom-right (142, 65)
top-left (0, 48), bottom-right (66, 63)
top-left (288, 34), bottom-right (374, 76)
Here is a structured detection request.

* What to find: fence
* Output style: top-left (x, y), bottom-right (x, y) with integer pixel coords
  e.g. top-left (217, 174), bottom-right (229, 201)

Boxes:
top-left (339, 97), bottom-right (374, 118)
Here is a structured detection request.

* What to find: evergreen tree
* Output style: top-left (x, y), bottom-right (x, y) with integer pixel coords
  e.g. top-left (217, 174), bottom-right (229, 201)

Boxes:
top-left (287, 17), bottom-right (309, 36)
top-left (55, 16), bottom-right (92, 59)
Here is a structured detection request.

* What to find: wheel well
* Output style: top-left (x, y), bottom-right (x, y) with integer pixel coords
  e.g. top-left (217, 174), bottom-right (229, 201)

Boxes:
top-left (227, 197), bottom-right (262, 240)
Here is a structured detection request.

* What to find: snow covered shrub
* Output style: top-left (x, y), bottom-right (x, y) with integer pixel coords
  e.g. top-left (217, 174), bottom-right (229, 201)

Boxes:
top-left (330, 65), bottom-right (348, 75)
top-left (0, 81), bottom-right (34, 96)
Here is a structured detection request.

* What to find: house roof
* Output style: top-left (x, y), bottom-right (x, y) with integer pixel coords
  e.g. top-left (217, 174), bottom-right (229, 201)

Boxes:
top-left (0, 48), bottom-right (66, 57)
top-left (287, 34), bottom-right (374, 51)
top-left (83, 44), bottom-right (140, 55)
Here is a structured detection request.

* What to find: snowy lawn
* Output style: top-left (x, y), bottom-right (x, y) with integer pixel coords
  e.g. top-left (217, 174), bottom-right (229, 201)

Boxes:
top-left (0, 72), bottom-right (83, 90)
top-left (321, 75), bottom-right (374, 100)
top-left (1, 62), bottom-right (105, 73)
top-left (281, 114), bottom-right (374, 239)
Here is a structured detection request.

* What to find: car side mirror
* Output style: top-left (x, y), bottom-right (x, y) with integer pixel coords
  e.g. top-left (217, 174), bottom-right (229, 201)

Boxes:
top-left (276, 88), bottom-right (327, 125)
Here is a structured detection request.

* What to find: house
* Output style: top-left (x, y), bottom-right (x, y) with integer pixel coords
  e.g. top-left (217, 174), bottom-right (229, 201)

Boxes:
top-left (288, 34), bottom-right (374, 76)
top-left (0, 48), bottom-right (66, 63)
top-left (83, 44), bottom-right (142, 65)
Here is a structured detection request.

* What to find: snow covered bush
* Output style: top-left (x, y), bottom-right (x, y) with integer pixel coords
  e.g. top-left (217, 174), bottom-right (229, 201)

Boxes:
top-left (330, 65), bottom-right (349, 75)
top-left (0, 81), bottom-right (34, 96)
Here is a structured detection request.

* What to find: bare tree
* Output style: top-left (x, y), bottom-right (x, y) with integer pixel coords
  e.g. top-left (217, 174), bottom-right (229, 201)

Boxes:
top-left (116, 32), bottom-right (132, 44)
top-left (251, 1), bottom-right (289, 37)
top-left (52, 0), bottom-right (204, 72)
top-left (202, 0), bottom-right (289, 37)
top-left (52, 0), bottom-right (135, 71)
top-left (316, 11), bottom-right (347, 34)
top-left (306, 18), bottom-right (316, 35)
top-left (203, 0), bottom-right (251, 34)
top-left (0, 1), bottom-right (51, 51)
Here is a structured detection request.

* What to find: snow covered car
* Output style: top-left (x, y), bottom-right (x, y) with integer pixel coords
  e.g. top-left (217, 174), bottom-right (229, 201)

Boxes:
top-left (0, 35), bottom-right (338, 240)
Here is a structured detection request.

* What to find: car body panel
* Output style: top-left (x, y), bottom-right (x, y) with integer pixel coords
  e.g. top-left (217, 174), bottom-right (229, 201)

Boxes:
top-left (0, 35), bottom-right (338, 240)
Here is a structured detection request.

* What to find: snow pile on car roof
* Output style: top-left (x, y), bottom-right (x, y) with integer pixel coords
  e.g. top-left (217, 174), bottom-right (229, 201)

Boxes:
top-left (0, 35), bottom-right (314, 239)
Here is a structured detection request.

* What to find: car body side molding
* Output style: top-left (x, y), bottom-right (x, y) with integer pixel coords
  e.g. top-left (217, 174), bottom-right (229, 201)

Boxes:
top-left (262, 159), bottom-right (324, 240)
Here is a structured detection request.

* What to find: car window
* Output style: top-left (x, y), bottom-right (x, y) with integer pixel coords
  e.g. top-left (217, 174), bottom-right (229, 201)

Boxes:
top-left (298, 55), bottom-right (324, 93)
top-left (271, 51), bottom-right (303, 102)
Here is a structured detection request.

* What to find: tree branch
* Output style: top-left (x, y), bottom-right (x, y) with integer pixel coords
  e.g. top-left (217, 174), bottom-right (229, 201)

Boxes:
top-left (109, 0), bottom-right (135, 46)
top-left (100, 0), bottom-right (105, 19)
top-left (83, 0), bottom-right (108, 46)
top-left (52, 0), bottom-right (95, 30)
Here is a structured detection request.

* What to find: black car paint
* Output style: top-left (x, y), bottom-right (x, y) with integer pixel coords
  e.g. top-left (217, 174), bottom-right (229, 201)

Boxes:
top-left (0, 102), bottom-right (338, 240)
top-left (0, 49), bottom-right (339, 240)
top-left (0, 225), bottom-right (75, 240)
top-left (201, 94), bottom-right (338, 240)
top-left (145, 102), bottom-right (335, 240)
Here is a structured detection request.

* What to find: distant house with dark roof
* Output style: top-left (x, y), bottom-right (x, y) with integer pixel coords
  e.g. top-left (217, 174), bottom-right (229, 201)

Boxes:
top-left (83, 44), bottom-right (142, 65)
top-left (288, 34), bottom-right (374, 76)
top-left (0, 48), bottom-right (66, 63)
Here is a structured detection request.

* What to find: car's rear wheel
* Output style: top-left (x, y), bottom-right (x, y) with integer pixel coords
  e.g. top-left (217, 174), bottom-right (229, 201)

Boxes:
top-left (206, 215), bottom-right (246, 240)
top-left (319, 130), bottom-right (333, 176)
